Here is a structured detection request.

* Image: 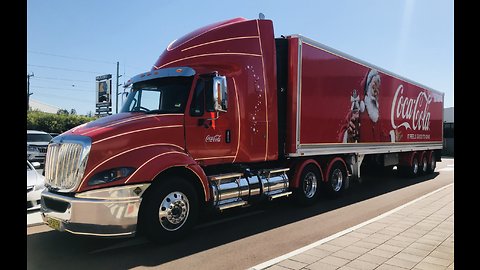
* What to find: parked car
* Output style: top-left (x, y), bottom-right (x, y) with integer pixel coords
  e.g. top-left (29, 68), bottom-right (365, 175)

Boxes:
top-left (27, 160), bottom-right (45, 211)
top-left (27, 130), bottom-right (53, 165)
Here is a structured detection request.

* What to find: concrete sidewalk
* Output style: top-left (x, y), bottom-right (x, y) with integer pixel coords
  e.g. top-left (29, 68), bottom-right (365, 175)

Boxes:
top-left (251, 184), bottom-right (454, 270)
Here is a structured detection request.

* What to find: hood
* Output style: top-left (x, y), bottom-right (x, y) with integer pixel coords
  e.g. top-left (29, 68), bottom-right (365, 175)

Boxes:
top-left (66, 112), bottom-right (183, 142)
top-left (59, 112), bottom-right (186, 192)
top-left (62, 112), bottom-right (185, 172)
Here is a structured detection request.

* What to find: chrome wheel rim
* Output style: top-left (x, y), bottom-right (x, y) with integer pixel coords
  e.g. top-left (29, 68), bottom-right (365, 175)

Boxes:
top-left (303, 171), bottom-right (318, 198)
top-left (422, 158), bottom-right (428, 172)
top-left (431, 157), bottom-right (436, 171)
top-left (158, 191), bottom-right (189, 231)
top-left (413, 158), bottom-right (419, 174)
top-left (331, 168), bottom-right (343, 192)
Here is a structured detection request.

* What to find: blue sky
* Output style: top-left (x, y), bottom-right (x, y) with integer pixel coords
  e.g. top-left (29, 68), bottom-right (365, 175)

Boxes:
top-left (27, 0), bottom-right (453, 116)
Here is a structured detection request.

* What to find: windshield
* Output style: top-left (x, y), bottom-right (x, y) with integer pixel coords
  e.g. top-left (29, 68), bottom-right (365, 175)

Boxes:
top-left (121, 76), bottom-right (193, 114)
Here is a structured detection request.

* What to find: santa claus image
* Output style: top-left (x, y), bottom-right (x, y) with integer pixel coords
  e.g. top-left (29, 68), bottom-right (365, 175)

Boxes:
top-left (340, 69), bottom-right (390, 143)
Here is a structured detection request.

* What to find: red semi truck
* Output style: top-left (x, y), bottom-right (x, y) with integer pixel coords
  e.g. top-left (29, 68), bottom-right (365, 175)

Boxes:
top-left (41, 17), bottom-right (443, 241)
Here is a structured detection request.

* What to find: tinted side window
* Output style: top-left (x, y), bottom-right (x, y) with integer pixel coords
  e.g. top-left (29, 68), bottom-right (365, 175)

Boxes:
top-left (190, 77), bottom-right (214, 116)
top-left (204, 78), bottom-right (214, 112)
top-left (190, 78), bottom-right (206, 116)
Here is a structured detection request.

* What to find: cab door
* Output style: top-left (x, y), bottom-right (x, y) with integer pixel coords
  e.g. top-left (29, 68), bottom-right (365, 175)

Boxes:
top-left (185, 75), bottom-right (238, 166)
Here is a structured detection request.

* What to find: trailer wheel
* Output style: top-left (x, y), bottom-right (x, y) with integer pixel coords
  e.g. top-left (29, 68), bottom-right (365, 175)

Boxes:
top-left (326, 161), bottom-right (347, 198)
top-left (140, 177), bottom-right (198, 243)
top-left (293, 164), bottom-right (320, 206)
top-left (427, 152), bottom-right (436, 174)
top-left (404, 155), bottom-right (419, 178)
top-left (421, 155), bottom-right (428, 175)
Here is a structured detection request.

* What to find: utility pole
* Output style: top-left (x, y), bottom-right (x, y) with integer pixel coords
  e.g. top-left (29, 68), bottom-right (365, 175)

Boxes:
top-left (27, 73), bottom-right (34, 111)
top-left (116, 61), bottom-right (122, 113)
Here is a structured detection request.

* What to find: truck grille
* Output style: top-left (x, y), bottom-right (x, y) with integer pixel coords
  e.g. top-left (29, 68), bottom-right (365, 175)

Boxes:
top-left (44, 136), bottom-right (91, 192)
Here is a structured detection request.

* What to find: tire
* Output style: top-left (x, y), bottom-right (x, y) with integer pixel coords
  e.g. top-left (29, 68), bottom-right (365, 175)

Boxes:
top-left (326, 161), bottom-right (347, 198)
top-left (140, 177), bottom-right (199, 243)
top-left (293, 164), bottom-right (321, 206)
top-left (406, 155), bottom-right (420, 178)
top-left (427, 152), bottom-right (437, 174)
top-left (420, 155), bottom-right (428, 175)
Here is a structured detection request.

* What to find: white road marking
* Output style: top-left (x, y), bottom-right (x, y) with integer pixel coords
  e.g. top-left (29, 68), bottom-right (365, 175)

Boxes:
top-left (248, 183), bottom-right (454, 270)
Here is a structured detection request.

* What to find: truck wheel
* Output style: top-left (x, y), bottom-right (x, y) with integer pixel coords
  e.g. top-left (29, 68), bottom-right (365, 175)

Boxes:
top-left (293, 164), bottom-right (320, 206)
top-left (140, 177), bottom-right (198, 243)
top-left (427, 152), bottom-right (436, 174)
top-left (326, 161), bottom-right (347, 198)
top-left (421, 155), bottom-right (428, 175)
top-left (406, 156), bottom-right (420, 178)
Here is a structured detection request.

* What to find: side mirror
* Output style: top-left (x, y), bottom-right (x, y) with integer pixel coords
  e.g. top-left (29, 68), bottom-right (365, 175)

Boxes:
top-left (212, 76), bottom-right (228, 112)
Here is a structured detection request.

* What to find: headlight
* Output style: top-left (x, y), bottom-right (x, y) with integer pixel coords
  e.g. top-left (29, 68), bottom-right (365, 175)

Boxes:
top-left (88, 167), bottom-right (135, 186)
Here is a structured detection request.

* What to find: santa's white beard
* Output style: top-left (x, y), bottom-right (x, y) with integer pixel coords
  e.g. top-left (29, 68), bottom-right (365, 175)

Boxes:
top-left (364, 95), bottom-right (379, 123)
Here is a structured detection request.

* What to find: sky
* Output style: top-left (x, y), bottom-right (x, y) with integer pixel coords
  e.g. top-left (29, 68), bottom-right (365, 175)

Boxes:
top-left (27, 0), bottom-right (454, 116)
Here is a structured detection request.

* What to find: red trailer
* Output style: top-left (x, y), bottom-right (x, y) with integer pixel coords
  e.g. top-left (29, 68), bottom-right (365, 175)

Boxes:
top-left (40, 17), bottom-right (443, 242)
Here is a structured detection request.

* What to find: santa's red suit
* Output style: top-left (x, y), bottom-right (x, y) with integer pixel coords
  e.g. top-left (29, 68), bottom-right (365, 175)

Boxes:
top-left (358, 108), bottom-right (389, 143)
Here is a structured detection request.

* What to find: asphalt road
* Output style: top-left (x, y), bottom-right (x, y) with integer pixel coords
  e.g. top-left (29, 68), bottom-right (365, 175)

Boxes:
top-left (27, 159), bottom-right (454, 270)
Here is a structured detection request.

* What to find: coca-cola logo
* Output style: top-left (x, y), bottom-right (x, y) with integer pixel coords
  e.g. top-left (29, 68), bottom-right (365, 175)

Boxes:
top-left (205, 134), bottom-right (222, 143)
top-left (391, 85), bottom-right (432, 131)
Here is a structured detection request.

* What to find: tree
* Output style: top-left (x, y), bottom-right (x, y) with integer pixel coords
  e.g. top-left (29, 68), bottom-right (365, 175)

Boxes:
top-left (57, 109), bottom-right (69, 115)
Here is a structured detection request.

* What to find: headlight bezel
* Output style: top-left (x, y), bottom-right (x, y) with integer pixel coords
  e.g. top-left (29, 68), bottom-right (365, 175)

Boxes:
top-left (88, 167), bottom-right (136, 186)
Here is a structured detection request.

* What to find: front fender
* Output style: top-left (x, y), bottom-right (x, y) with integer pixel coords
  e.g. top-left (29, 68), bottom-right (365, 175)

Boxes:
top-left (78, 143), bottom-right (196, 192)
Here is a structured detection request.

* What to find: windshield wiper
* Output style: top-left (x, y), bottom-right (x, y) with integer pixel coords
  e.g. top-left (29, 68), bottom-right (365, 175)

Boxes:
top-left (144, 109), bottom-right (172, 114)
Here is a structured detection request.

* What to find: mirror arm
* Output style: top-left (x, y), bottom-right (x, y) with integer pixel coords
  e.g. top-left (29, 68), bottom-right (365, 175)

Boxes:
top-left (205, 111), bottom-right (220, 121)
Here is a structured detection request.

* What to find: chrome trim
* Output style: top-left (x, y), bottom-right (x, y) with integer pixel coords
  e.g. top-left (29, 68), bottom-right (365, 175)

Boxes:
top-left (260, 168), bottom-right (290, 196)
top-left (44, 135), bottom-right (91, 192)
top-left (40, 184), bottom-right (150, 237)
top-left (75, 183), bottom-right (150, 200)
top-left (124, 67), bottom-right (195, 87)
top-left (209, 168), bottom-right (290, 210)
top-left (159, 191), bottom-right (190, 231)
top-left (331, 168), bottom-right (343, 192)
top-left (288, 143), bottom-right (443, 157)
top-left (296, 38), bottom-right (302, 149)
top-left (302, 172), bottom-right (317, 199)
top-left (268, 191), bottom-right (292, 200)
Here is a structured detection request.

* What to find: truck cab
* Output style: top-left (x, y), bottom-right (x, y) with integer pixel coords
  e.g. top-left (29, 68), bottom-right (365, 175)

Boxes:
top-left (40, 17), bottom-right (284, 241)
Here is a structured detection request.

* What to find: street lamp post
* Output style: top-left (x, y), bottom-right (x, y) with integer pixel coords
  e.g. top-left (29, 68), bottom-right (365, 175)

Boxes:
top-left (116, 62), bottom-right (122, 113)
top-left (27, 73), bottom-right (34, 111)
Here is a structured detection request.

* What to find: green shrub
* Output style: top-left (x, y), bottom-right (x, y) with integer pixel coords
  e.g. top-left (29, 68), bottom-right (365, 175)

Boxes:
top-left (27, 111), bottom-right (95, 133)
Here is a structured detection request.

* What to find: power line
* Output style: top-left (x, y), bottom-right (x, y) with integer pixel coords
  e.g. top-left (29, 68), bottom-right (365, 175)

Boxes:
top-left (28, 64), bottom-right (107, 74)
top-left (28, 49), bottom-right (147, 73)
top-left (34, 76), bottom-right (93, 83)
top-left (28, 50), bottom-right (116, 65)
top-left (31, 85), bottom-right (93, 92)
top-left (34, 92), bottom-right (92, 102)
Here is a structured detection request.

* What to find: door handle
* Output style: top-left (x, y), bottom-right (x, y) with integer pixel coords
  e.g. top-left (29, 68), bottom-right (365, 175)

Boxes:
top-left (226, 130), bottom-right (231, 143)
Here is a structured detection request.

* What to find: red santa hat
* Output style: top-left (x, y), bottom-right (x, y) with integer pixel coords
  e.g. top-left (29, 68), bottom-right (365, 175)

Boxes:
top-left (363, 69), bottom-right (380, 97)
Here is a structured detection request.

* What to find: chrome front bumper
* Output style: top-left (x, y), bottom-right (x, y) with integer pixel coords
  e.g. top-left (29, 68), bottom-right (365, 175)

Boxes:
top-left (40, 183), bottom-right (150, 237)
